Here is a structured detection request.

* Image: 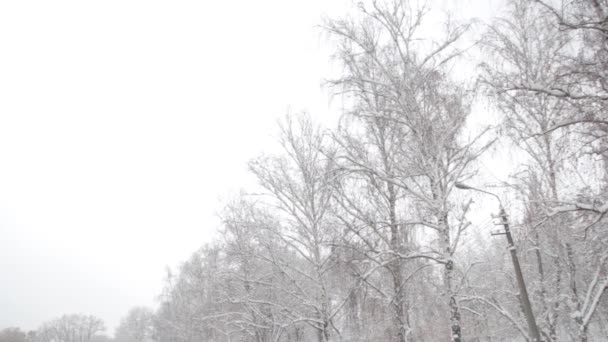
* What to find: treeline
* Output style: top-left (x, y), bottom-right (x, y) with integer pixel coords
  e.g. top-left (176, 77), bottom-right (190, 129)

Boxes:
top-left (0, 315), bottom-right (109, 342)
top-left (0, 309), bottom-right (154, 342)
top-left (6, 0), bottom-right (608, 341)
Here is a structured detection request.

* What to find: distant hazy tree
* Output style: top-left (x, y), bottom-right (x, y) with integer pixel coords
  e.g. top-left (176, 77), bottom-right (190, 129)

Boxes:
top-left (36, 314), bottom-right (105, 342)
top-left (154, 246), bottom-right (228, 342)
top-left (0, 327), bottom-right (27, 342)
top-left (114, 307), bottom-right (155, 342)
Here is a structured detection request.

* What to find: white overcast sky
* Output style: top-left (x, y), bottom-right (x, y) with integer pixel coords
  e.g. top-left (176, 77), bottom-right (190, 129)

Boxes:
top-left (0, 0), bottom-right (503, 335)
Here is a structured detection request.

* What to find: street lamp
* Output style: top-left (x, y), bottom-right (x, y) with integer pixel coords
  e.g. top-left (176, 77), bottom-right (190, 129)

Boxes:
top-left (454, 182), bottom-right (542, 342)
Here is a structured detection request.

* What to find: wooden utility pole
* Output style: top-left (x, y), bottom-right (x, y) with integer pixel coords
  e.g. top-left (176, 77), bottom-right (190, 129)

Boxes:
top-left (497, 207), bottom-right (542, 342)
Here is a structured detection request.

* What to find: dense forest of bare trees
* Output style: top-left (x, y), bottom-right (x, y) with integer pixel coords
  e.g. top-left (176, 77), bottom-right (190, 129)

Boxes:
top-left (3, 0), bottom-right (607, 341)
top-left (147, 1), bottom-right (608, 341)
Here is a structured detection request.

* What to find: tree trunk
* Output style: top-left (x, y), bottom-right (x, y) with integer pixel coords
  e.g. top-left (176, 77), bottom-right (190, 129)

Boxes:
top-left (388, 181), bottom-right (407, 342)
top-left (444, 252), bottom-right (463, 342)
top-left (440, 212), bottom-right (463, 342)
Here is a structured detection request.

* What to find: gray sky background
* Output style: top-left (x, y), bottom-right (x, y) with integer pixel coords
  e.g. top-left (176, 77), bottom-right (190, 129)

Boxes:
top-left (0, 0), bottom-right (503, 335)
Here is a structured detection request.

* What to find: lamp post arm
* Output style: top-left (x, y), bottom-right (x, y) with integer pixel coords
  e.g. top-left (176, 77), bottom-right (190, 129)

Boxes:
top-left (475, 188), bottom-right (503, 208)
top-left (454, 182), bottom-right (503, 208)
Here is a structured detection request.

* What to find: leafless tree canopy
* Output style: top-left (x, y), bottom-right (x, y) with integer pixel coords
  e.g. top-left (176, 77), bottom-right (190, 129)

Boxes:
top-left (35, 314), bottom-right (106, 342)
